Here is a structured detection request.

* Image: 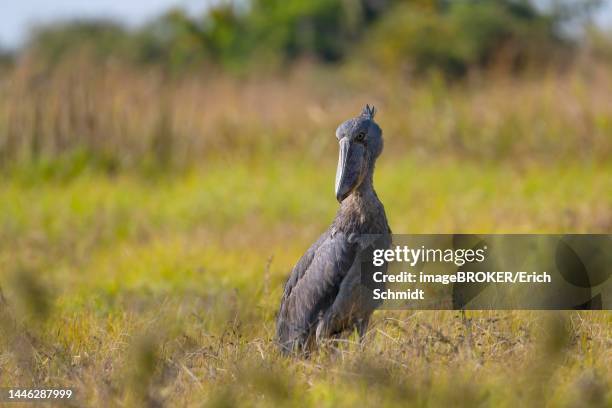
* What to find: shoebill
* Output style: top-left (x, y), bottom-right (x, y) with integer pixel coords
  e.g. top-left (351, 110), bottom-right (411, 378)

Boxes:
top-left (276, 105), bottom-right (391, 354)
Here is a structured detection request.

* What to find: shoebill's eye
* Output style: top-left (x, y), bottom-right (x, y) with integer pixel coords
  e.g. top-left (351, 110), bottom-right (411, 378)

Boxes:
top-left (356, 131), bottom-right (366, 142)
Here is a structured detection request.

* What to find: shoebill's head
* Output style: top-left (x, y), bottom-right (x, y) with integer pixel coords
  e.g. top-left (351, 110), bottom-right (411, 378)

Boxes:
top-left (334, 105), bottom-right (383, 203)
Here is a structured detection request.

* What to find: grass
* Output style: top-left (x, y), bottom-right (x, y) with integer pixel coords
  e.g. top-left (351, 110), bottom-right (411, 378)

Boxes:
top-left (0, 54), bottom-right (610, 406)
top-left (0, 155), bottom-right (610, 406)
top-left (1, 62), bottom-right (611, 171)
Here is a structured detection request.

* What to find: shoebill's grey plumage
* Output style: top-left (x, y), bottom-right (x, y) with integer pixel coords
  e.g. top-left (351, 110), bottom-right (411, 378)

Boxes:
top-left (276, 105), bottom-right (391, 354)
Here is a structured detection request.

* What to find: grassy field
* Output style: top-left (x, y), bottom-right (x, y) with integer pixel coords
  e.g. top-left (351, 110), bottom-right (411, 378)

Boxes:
top-left (1, 63), bottom-right (611, 169)
top-left (0, 55), bottom-right (610, 406)
top-left (0, 153), bottom-right (610, 406)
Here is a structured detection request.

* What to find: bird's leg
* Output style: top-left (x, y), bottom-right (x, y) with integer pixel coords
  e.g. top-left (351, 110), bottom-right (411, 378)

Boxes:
top-left (315, 316), bottom-right (331, 346)
top-left (356, 317), bottom-right (370, 346)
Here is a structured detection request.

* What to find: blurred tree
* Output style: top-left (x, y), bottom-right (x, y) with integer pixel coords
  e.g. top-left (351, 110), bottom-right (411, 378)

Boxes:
top-left (134, 8), bottom-right (216, 71)
top-left (25, 20), bottom-right (130, 66)
top-left (242, 0), bottom-right (363, 63)
top-left (362, 0), bottom-right (580, 77)
top-left (19, 0), bottom-right (604, 77)
top-left (0, 47), bottom-right (14, 72)
top-left (202, 3), bottom-right (246, 65)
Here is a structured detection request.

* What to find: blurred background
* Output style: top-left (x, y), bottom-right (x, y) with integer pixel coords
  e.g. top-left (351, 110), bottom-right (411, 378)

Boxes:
top-left (1, 0), bottom-right (611, 170)
top-left (0, 1), bottom-right (611, 406)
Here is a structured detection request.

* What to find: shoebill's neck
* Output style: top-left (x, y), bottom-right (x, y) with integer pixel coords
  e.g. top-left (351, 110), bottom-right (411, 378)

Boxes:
top-left (332, 170), bottom-right (386, 234)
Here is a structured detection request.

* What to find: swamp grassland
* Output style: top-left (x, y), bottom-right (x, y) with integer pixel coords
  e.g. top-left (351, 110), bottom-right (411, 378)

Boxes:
top-left (0, 62), bottom-right (610, 406)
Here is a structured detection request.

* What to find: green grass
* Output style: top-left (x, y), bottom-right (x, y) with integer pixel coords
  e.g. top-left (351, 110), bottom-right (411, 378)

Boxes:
top-left (0, 156), bottom-right (611, 406)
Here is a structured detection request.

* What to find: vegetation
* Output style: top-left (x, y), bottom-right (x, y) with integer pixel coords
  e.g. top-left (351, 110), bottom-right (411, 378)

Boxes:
top-left (20, 0), bottom-right (605, 74)
top-left (1, 158), bottom-right (610, 406)
top-left (0, 0), bottom-right (610, 406)
top-left (1, 63), bottom-right (610, 175)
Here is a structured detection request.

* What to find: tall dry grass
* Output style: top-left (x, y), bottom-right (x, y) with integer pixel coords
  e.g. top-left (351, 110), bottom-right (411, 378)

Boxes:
top-left (0, 58), bottom-right (610, 174)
